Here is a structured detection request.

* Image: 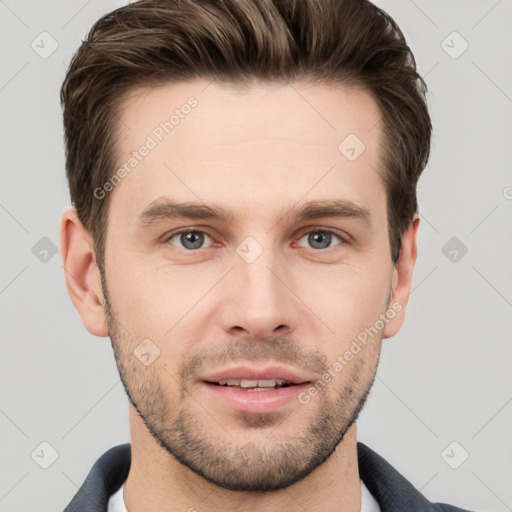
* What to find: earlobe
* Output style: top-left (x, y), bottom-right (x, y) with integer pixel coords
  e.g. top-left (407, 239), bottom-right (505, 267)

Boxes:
top-left (383, 215), bottom-right (420, 339)
top-left (59, 209), bottom-right (109, 337)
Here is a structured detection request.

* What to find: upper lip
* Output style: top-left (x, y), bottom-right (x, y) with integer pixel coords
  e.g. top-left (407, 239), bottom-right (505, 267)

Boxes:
top-left (200, 365), bottom-right (313, 385)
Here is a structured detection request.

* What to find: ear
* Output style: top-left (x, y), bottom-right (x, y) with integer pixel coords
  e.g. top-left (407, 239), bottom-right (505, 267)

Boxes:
top-left (383, 215), bottom-right (420, 339)
top-left (59, 208), bottom-right (109, 337)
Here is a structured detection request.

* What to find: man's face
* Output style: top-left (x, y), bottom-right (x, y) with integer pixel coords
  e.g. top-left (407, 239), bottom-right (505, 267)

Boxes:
top-left (102, 79), bottom-right (397, 491)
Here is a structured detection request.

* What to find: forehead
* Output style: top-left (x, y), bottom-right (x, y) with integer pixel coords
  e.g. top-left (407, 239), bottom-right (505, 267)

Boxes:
top-left (109, 79), bottom-right (385, 229)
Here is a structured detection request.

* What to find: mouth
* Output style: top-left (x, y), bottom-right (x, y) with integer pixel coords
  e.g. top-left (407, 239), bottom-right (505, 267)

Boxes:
top-left (199, 366), bottom-right (312, 413)
top-left (200, 365), bottom-right (311, 388)
top-left (207, 378), bottom-right (296, 391)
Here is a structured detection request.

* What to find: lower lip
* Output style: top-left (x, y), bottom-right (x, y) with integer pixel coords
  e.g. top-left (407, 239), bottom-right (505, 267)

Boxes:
top-left (201, 382), bottom-right (310, 414)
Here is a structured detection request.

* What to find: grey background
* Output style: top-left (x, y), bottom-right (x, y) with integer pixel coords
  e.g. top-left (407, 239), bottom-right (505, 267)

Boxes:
top-left (1, 0), bottom-right (511, 511)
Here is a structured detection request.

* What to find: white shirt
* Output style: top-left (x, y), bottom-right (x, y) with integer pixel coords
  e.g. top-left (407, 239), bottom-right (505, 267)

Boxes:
top-left (107, 478), bottom-right (381, 511)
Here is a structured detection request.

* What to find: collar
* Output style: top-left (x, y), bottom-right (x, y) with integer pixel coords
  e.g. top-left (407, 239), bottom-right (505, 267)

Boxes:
top-left (64, 442), bottom-right (440, 512)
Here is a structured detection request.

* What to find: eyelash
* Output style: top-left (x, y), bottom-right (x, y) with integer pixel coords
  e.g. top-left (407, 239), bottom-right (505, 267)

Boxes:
top-left (163, 227), bottom-right (349, 251)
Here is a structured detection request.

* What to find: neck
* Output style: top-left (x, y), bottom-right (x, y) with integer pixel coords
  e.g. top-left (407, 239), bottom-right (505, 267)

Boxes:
top-left (124, 406), bottom-right (361, 512)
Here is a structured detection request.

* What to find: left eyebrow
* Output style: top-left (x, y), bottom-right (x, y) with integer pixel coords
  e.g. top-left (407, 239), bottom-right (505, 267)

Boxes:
top-left (287, 199), bottom-right (372, 227)
top-left (135, 197), bottom-right (372, 230)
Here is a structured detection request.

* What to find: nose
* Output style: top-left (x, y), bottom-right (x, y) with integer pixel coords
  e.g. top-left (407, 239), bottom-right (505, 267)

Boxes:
top-left (219, 243), bottom-right (300, 340)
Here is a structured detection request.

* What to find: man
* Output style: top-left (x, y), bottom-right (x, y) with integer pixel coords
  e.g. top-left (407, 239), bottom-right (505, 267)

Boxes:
top-left (59, 0), bottom-right (473, 510)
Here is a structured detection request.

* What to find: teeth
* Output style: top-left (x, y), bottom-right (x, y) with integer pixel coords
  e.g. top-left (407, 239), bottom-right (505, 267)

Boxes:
top-left (217, 378), bottom-right (290, 388)
top-left (240, 379), bottom-right (258, 388)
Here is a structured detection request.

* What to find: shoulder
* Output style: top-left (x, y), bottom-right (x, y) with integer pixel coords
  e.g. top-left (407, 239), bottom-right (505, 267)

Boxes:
top-left (64, 443), bottom-right (131, 512)
top-left (357, 442), bottom-right (476, 512)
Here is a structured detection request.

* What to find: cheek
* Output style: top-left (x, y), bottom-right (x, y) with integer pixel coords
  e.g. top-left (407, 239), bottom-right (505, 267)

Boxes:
top-left (106, 260), bottom-right (214, 354)
top-left (295, 261), bottom-right (391, 342)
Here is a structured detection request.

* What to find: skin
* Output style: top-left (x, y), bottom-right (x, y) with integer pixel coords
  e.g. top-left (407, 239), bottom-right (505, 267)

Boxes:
top-left (60, 79), bottom-right (419, 512)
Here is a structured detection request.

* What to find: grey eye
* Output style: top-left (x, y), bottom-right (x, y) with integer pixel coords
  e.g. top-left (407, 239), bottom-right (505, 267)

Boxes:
top-left (297, 230), bottom-right (342, 250)
top-left (168, 230), bottom-right (213, 250)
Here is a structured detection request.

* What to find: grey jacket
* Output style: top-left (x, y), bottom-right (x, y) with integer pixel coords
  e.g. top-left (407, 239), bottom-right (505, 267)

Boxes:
top-left (63, 442), bottom-right (474, 511)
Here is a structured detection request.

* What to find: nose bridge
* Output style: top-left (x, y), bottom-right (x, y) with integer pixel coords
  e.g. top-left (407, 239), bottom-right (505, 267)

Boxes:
top-left (221, 233), bottom-right (298, 337)
top-left (239, 240), bottom-right (282, 303)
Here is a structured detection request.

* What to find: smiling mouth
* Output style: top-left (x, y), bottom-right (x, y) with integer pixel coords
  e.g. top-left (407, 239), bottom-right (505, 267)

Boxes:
top-left (201, 373), bottom-right (311, 413)
top-left (208, 378), bottom-right (295, 391)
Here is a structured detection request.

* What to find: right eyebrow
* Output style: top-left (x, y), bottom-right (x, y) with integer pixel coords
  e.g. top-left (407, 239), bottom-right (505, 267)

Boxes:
top-left (136, 198), bottom-right (235, 229)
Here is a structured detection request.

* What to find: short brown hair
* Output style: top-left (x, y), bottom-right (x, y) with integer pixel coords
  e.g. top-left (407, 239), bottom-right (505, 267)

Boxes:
top-left (61, 0), bottom-right (432, 270)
